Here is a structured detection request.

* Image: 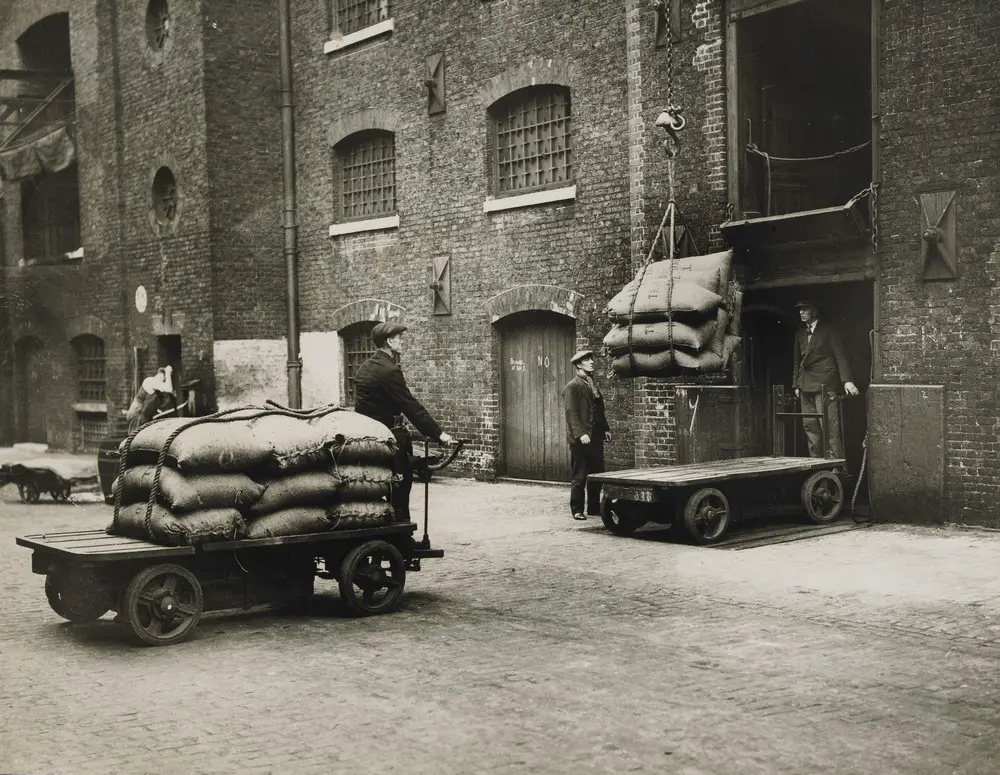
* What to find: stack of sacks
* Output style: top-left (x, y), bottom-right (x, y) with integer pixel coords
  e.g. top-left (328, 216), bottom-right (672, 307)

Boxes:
top-left (604, 249), bottom-right (743, 377)
top-left (107, 406), bottom-right (397, 546)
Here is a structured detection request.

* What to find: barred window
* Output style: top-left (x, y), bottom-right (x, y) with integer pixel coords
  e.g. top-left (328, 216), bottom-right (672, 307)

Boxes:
top-left (491, 86), bottom-right (572, 196)
top-left (342, 322), bottom-right (377, 407)
top-left (336, 130), bottom-right (396, 220)
top-left (72, 335), bottom-right (106, 402)
top-left (336, 0), bottom-right (392, 36)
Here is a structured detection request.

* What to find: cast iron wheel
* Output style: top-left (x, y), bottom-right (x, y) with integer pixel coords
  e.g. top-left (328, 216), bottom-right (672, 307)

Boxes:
top-left (45, 567), bottom-right (112, 623)
top-left (600, 496), bottom-right (646, 536)
top-left (801, 470), bottom-right (845, 524)
top-left (123, 563), bottom-right (203, 646)
top-left (50, 484), bottom-right (71, 502)
top-left (338, 540), bottom-right (406, 616)
top-left (682, 487), bottom-right (731, 545)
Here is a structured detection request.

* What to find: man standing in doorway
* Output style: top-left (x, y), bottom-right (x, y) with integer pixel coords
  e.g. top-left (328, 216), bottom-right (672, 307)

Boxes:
top-left (792, 300), bottom-right (859, 459)
top-left (354, 322), bottom-right (453, 522)
top-left (563, 350), bottom-right (611, 521)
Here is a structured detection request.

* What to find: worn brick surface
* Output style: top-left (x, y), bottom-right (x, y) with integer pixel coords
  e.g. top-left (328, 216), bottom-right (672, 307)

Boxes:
top-left (1, 478), bottom-right (999, 774)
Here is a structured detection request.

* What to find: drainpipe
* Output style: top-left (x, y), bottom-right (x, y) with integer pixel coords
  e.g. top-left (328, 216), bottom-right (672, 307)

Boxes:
top-left (278, 0), bottom-right (302, 408)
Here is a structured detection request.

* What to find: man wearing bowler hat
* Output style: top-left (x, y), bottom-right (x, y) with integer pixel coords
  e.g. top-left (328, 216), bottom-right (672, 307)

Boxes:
top-left (563, 349), bottom-right (612, 520)
top-left (792, 300), bottom-right (858, 460)
top-left (354, 321), bottom-right (453, 521)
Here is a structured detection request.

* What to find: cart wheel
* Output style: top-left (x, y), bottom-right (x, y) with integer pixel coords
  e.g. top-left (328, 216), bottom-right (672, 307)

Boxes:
top-left (123, 563), bottom-right (203, 646)
top-left (45, 568), bottom-right (112, 623)
top-left (600, 496), bottom-right (646, 536)
top-left (801, 470), bottom-right (845, 524)
top-left (338, 540), bottom-right (406, 616)
top-left (18, 484), bottom-right (40, 503)
top-left (50, 485), bottom-right (71, 502)
top-left (682, 487), bottom-right (731, 545)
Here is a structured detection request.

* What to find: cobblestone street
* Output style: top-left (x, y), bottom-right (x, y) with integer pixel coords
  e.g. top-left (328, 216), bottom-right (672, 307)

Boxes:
top-left (1, 478), bottom-right (999, 775)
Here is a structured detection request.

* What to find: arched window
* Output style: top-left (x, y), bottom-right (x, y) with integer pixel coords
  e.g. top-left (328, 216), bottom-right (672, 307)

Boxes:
top-left (341, 321), bottom-right (377, 406)
top-left (489, 86), bottom-right (572, 196)
top-left (72, 335), bottom-right (106, 402)
top-left (335, 130), bottom-right (396, 221)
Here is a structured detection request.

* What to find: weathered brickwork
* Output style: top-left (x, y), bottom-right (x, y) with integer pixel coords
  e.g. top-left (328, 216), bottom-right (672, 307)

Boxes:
top-left (878, 0), bottom-right (1000, 526)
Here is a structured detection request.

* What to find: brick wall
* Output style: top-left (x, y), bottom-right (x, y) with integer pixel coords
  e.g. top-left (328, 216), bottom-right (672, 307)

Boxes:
top-left (878, 0), bottom-right (1000, 526)
top-left (293, 0), bottom-right (636, 477)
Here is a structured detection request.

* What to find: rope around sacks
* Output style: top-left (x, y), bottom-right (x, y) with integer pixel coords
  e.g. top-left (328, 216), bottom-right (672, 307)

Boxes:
top-left (112, 404), bottom-right (346, 542)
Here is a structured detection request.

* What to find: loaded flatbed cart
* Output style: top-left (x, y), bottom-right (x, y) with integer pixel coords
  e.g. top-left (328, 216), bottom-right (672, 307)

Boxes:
top-left (589, 455), bottom-right (846, 545)
top-left (1, 462), bottom-right (99, 503)
top-left (16, 522), bottom-right (444, 647)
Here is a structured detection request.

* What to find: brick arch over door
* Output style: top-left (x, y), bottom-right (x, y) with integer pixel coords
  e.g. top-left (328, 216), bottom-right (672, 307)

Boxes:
top-left (485, 284), bottom-right (584, 324)
top-left (327, 299), bottom-right (407, 331)
top-left (481, 59), bottom-right (576, 108)
top-left (66, 314), bottom-right (109, 343)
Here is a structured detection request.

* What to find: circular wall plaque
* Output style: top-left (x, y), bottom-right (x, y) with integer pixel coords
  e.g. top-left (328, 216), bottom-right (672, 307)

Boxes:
top-left (135, 285), bottom-right (148, 313)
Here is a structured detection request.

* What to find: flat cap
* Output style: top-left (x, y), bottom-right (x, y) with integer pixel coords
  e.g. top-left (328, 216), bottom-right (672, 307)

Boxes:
top-left (793, 300), bottom-right (818, 310)
top-left (372, 321), bottom-right (408, 345)
top-left (570, 349), bottom-right (595, 365)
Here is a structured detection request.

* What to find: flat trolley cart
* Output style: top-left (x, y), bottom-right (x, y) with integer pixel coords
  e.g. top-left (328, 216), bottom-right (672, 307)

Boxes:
top-left (588, 456), bottom-right (846, 545)
top-left (16, 523), bottom-right (444, 647)
top-left (0, 462), bottom-right (99, 503)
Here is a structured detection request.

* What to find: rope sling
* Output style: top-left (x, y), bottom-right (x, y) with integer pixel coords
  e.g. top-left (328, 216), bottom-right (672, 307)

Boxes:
top-left (624, 24), bottom-right (682, 376)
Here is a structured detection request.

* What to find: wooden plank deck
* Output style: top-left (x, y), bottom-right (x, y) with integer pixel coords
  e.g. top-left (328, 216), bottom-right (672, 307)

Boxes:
top-left (16, 530), bottom-right (194, 561)
top-left (588, 456), bottom-right (846, 489)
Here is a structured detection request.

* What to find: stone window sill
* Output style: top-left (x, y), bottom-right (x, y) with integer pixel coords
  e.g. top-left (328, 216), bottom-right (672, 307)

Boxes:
top-left (483, 185), bottom-right (576, 213)
top-left (73, 401), bottom-right (108, 414)
top-left (324, 19), bottom-right (395, 54)
top-left (329, 214), bottom-right (400, 237)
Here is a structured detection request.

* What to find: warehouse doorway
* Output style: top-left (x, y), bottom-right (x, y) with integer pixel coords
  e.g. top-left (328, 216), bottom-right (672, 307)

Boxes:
top-left (742, 280), bottom-right (874, 486)
top-left (498, 311), bottom-right (574, 481)
top-left (14, 336), bottom-right (47, 443)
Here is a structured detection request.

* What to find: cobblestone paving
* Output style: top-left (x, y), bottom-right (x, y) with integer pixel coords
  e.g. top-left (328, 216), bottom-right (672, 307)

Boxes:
top-left (1, 479), bottom-right (998, 774)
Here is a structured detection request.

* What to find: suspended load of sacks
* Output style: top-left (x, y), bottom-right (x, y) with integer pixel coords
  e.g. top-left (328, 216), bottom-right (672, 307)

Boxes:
top-left (604, 249), bottom-right (743, 378)
top-left (106, 405), bottom-right (398, 546)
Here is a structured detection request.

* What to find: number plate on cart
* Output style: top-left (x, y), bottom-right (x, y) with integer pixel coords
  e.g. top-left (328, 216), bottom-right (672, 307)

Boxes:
top-left (605, 484), bottom-right (660, 503)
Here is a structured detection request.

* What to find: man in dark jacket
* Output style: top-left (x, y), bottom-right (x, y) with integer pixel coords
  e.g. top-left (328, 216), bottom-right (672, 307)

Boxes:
top-left (354, 321), bottom-right (453, 521)
top-left (563, 349), bottom-right (611, 520)
top-left (792, 300), bottom-right (858, 459)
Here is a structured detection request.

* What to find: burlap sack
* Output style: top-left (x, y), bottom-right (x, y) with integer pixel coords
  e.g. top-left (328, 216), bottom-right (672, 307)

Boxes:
top-left (611, 335), bottom-right (742, 377)
top-left (107, 502), bottom-right (245, 546)
top-left (113, 466), bottom-right (265, 513)
top-left (245, 507), bottom-right (333, 539)
top-left (249, 471), bottom-right (344, 516)
top-left (249, 414), bottom-right (329, 475)
top-left (603, 316), bottom-right (718, 354)
top-left (606, 279), bottom-right (722, 323)
top-left (121, 413), bottom-right (271, 473)
top-left (328, 499), bottom-right (394, 529)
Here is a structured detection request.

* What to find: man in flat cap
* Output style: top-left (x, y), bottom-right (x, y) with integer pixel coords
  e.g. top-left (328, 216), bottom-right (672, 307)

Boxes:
top-left (792, 300), bottom-right (858, 459)
top-left (563, 349), bottom-right (611, 520)
top-left (354, 321), bottom-right (453, 521)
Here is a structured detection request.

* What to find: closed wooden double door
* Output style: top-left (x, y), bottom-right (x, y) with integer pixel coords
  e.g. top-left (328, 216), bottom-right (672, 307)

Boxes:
top-left (499, 311), bottom-right (574, 481)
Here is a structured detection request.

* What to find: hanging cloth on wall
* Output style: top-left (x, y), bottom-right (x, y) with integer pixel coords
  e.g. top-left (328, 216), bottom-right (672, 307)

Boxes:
top-left (0, 123), bottom-right (76, 182)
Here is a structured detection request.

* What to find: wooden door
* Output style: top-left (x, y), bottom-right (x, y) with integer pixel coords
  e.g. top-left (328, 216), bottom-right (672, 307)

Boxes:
top-left (14, 337), bottom-right (46, 443)
top-left (500, 311), bottom-right (575, 481)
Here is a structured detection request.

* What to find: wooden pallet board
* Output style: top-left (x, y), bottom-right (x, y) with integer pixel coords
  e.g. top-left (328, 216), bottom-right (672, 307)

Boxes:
top-left (588, 456), bottom-right (845, 489)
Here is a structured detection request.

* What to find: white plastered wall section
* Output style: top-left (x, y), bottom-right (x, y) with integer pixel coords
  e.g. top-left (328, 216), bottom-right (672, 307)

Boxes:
top-left (213, 333), bottom-right (343, 410)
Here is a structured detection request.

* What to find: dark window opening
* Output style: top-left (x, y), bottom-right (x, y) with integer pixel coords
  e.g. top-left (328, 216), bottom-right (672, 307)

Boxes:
top-left (145, 0), bottom-right (171, 51)
top-left (335, 130), bottom-right (396, 220)
top-left (20, 163), bottom-right (81, 260)
top-left (336, 0), bottom-right (392, 36)
top-left (342, 321), bottom-right (377, 407)
top-left (72, 334), bottom-right (106, 402)
top-left (152, 166), bottom-right (179, 224)
top-left (489, 86), bottom-right (572, 197)
top-left (736, 0), bottom-right (871, 219)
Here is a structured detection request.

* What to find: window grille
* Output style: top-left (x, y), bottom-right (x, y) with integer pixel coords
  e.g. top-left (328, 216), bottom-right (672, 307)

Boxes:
top-left (336, 0), bottom-right (392, 36)
top-left (73, 335), bottom-right (106, 402)
top-left (492, 87), bottom-right (572, 196)
top-left (342, 321), bottom-right (377, 407)
top-left (78, 414), bottom-right (110, 453)
top-left (338, 131), bottom-right (396, 220)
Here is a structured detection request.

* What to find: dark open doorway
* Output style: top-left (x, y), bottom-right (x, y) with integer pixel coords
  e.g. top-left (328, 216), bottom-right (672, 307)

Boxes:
top-left (742, 281), bottom-right (874, 498)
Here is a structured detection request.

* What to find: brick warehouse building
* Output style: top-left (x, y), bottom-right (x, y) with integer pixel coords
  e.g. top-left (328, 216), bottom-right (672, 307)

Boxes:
top-left (0, 0), bottom-right (998, 528)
